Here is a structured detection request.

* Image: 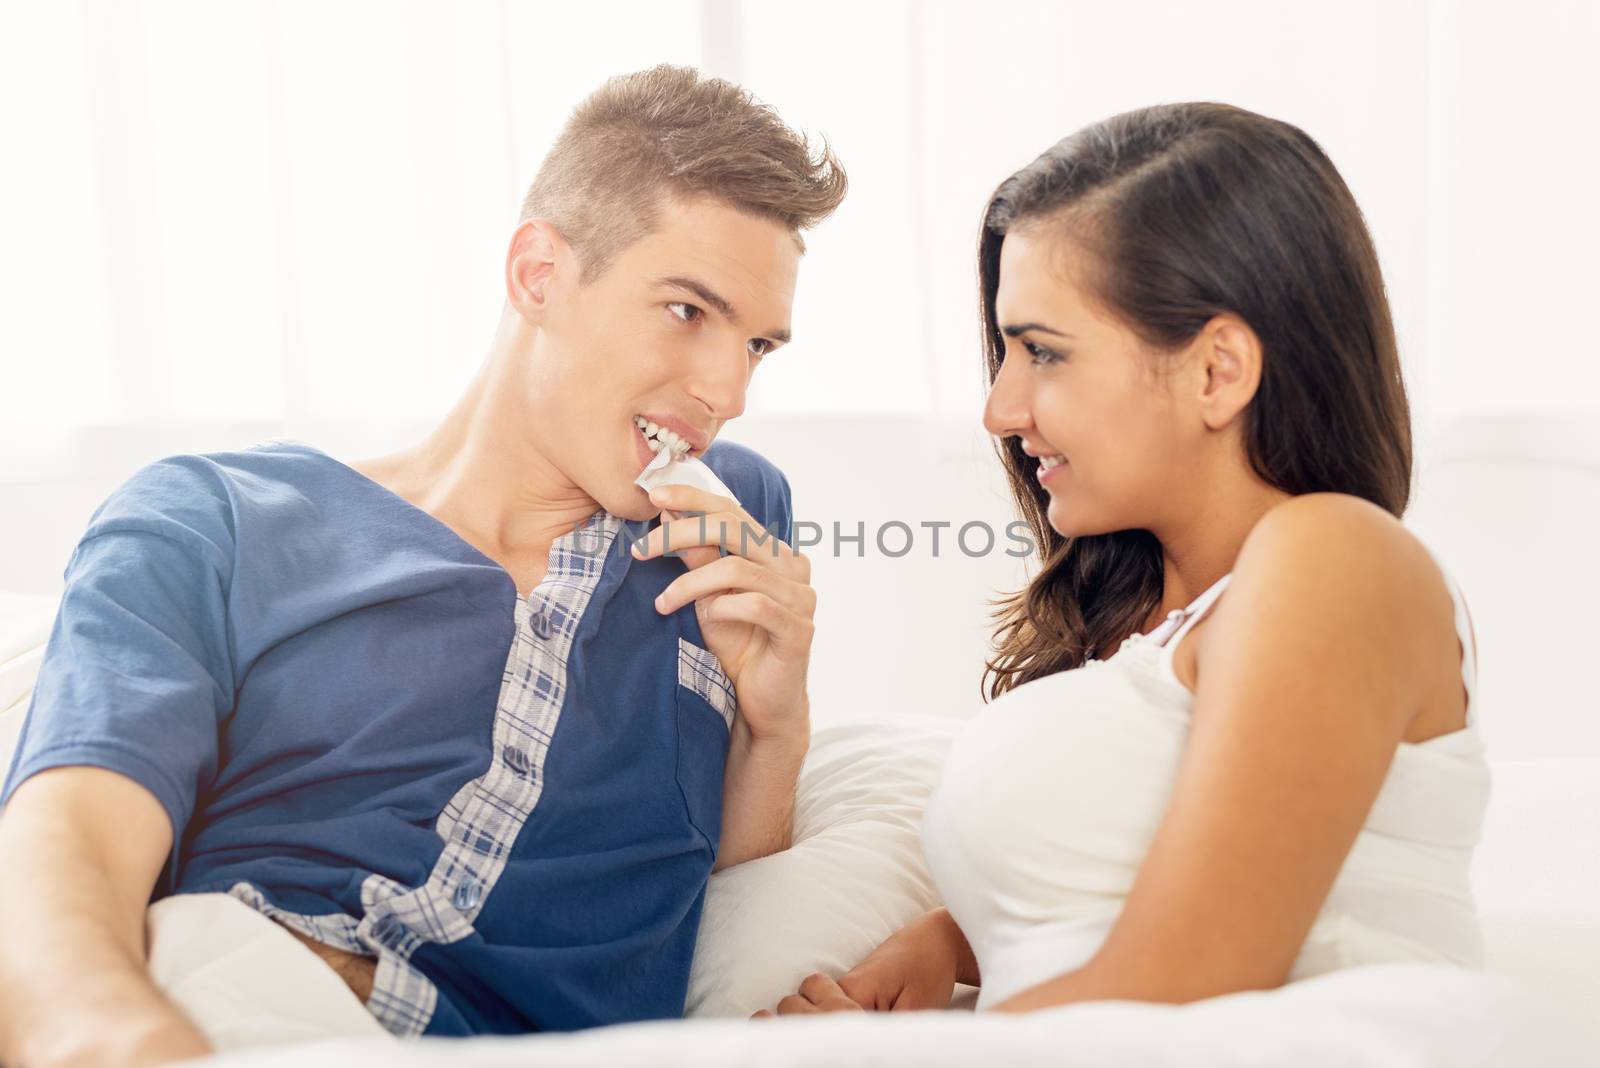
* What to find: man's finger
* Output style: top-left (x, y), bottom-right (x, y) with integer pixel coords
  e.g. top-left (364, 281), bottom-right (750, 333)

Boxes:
top-left (632, 511), bottom-right (798, 568)
top-left (700, 592), bottom-right (813, 650)
top-left (655, 556), bottom-right (813, 617)
top-left (648, 483), bottom-right (739, 519)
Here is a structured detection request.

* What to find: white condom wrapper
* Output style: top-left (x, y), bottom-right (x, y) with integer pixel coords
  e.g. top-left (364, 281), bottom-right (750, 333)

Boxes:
top-left (633, 444), bottom-right (737, 502)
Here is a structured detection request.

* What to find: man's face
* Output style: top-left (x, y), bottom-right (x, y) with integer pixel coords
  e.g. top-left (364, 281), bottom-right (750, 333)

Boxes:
top-left (522, 196), bottom-right (799, 520)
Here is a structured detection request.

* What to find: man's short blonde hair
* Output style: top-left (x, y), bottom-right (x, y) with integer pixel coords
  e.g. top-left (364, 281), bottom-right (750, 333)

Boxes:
top-left (519, 64), bottom-right (848, 282)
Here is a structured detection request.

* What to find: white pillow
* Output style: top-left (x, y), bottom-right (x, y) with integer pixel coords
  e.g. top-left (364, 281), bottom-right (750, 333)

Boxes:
top-left (686, 724), bottom-right (1600, 1030)
top-left (0, 591), bottom-right (969, 1020)
top-left (1472, 758), bottom-right (1600, 1040)
top-left (686, 716), bottom-right (962, 1018)
top-left (0, 593), bottom-right (57, 776)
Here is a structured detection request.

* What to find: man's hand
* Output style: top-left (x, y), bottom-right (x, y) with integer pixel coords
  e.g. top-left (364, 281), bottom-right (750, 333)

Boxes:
top-left (634, 483), bottom-right (815, 746)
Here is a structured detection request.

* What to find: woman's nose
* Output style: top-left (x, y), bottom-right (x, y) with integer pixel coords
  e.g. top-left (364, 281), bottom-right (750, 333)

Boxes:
top-left (982, 358), bottom-right (1032, 439)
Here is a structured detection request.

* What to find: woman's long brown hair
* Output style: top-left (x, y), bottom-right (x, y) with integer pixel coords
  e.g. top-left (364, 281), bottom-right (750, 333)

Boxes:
top-left (981, 102), bottom-right (1413, 700)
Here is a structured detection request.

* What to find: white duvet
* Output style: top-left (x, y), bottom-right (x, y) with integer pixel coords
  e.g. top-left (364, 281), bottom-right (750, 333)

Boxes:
top-left (1, 593), bottom-right (1596, 1065)
top-left (191, 962), bottom-right (1590, 1068)
top-left (148, 890), bottom-right (1594, 1067)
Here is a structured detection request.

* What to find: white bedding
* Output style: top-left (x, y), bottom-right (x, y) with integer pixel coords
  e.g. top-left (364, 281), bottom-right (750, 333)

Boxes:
top-left (143, 893), bottom-right (1595, 1067)
top-left (192, 963), bottom-right (1592, 1067)
top-left (2, 592), bottom-right (1598, 1065)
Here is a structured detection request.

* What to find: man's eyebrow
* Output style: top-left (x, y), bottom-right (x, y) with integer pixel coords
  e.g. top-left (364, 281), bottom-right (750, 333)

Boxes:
top-left (1001, 321), bottom-right (1074, 339)
top-left (654, 274), bottom-right (791, 345)
top-left (657, 275), bottom-right (735, 320)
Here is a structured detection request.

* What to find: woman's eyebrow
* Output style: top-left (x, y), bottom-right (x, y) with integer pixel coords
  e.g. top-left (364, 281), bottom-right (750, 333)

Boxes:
top-left (1001, 321), bottom-right (1074, 339)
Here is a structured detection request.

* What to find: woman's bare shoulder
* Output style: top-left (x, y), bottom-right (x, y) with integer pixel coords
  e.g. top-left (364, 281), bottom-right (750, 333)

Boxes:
top-left (1197, 492), bottom-right (1455, 725)
top-left (1236, 492), bottom-right (1441, 596)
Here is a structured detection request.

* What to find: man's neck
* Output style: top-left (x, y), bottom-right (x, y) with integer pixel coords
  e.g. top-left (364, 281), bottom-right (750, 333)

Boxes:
top-left (357, 349), bottom-right (603, 567)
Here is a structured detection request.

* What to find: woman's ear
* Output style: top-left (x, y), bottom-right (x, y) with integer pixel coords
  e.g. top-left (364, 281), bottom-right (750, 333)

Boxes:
top-left (505, 218), bottom-right (565, 325)
top-left (1195, 313), bottom-right (1263, 431)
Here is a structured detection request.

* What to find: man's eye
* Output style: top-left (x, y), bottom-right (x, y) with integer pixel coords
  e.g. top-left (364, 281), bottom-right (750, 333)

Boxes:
top-left (667, 302), bottom-right (702, 323)
top-left (748, 338), bottom-right (772, 358)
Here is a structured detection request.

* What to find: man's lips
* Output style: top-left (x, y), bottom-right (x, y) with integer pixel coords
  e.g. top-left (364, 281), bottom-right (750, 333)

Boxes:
top-left (632, 424), bottom-right (661, 474)
top-left (637, 411), bottom-right (711, 454)
top-left (632, 424), bottom-right (702, 480)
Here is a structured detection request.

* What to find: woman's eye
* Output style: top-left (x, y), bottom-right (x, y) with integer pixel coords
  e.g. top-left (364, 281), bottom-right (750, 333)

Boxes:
top-left (747, 338), bottom-right (772, 358)
top-left (667, 301), bottom-right (702, 323)
top-left (1024, 340), bottom-right (1060, 365)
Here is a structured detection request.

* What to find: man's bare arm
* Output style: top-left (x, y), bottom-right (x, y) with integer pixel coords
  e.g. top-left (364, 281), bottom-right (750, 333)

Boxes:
top-left (0, 767), bottom-right (212, 1068)
top-left (714, 707), bottom-right (808, 871)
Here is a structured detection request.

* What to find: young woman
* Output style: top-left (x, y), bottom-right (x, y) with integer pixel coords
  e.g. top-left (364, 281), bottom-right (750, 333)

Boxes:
top-left (760, 102), bottom-right (1485, 1017)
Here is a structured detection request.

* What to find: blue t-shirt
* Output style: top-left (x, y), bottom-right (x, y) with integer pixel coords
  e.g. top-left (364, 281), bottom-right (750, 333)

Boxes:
top-left (0, 439), bottom-right (794, 1037)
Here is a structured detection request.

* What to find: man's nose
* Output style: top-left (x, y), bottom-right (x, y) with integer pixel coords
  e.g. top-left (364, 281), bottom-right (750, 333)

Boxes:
top-left (688, 346), bottom-right (750, 421)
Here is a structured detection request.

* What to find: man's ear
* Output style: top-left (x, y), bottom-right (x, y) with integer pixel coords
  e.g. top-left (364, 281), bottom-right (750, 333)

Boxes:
top-left (1195, 313), bottom-right (1263, 431)
top-left (506, 219), bottom-right (566, 325)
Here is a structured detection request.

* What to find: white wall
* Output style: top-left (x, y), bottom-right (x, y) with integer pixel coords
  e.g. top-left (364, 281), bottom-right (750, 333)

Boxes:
top-left (6, 412), bottom-right (1597, 762)
top-left (8, 1), bottom-right (1598, 449)
top-left (0, 416), bottom-right (1026, 735)
top-left (3, 2), bottom-right (1598, 756)
top-left (1404, 414), bottom-right (1600, 760)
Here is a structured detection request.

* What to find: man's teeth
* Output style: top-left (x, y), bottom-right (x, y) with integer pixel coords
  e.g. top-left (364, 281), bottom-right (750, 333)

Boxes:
top-left (633, 415), bottom-right (691, 457)
top-left (1039, 454), bottom-right (1066, 470)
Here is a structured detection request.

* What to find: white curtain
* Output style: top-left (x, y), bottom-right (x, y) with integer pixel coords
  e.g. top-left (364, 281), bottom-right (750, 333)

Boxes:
top-left (4, 0), bottom-right (1597, 480)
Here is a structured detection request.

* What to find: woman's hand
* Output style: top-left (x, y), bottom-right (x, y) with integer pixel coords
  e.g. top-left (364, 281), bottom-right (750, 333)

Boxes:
top-left (634, 484), bottom-right (815, 746)
top-left (753, 909), bottom-right (968, 1018)
top-left (752, 972), bottom-right (865, 1017)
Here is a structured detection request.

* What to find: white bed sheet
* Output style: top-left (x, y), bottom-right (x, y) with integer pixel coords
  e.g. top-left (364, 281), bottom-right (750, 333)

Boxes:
top-left (2, 591), bottom-right (1597, 1065)
top-left (191, 962), bottom-right (1593, 1068)
top-left (142, 892), bottom-right (1597, 1067)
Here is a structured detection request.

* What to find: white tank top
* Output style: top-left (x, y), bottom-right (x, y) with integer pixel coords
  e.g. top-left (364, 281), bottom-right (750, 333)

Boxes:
top-left (920, 544), bottom-right (1489, 1011)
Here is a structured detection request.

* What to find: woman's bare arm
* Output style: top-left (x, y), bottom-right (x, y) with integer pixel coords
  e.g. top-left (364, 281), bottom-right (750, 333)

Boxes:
top-left (993, 494), bottom-right (1445, 1011)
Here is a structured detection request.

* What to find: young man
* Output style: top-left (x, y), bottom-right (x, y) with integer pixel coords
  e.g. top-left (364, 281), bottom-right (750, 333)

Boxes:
top-left (0, 64), bottom-right (845, 1065)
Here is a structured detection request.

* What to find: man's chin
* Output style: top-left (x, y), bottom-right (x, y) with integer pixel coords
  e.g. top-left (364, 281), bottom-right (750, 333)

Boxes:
top-left (589, 478), bottom-right (660, 524)
top-left (613, 495), bottom-right (660, 524)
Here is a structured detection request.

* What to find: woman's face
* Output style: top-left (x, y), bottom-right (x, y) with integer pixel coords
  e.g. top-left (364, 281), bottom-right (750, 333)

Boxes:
top-left (983, 227), bottom-right (1198, 539)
